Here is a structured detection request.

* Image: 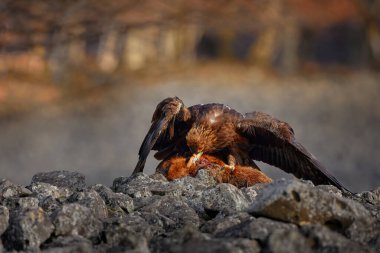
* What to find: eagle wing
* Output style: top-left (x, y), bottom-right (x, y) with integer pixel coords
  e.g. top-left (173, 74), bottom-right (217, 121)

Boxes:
top-left (237, 111), bottom-right (349, 192)
top-left (133, 97), bottom-right (191, 174)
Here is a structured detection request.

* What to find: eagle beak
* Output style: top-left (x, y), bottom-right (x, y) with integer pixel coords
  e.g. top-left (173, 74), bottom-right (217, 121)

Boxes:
top-left (186, 152), bottom-right (203, 167)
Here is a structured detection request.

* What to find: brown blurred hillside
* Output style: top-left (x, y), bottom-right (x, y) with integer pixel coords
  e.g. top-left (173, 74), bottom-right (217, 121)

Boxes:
top-left (1, 0), bottom-right (380, 116)
top-left (0, 1), bottom-right (380, 192)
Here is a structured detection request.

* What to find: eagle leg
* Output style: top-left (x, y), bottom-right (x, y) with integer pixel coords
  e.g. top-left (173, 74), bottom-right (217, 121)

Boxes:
top-left (224, 154), bottom-right (236, 171)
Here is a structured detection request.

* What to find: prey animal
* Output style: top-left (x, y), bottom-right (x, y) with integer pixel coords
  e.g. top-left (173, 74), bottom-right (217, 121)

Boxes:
top-left (133, 97), bottom-right (348, 191)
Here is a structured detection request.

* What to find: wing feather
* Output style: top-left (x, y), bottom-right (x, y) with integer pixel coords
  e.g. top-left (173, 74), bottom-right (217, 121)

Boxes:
top-left (133, 97), bottom-right (191, 174)
top-left (237, 111), bottom-right (349, 192)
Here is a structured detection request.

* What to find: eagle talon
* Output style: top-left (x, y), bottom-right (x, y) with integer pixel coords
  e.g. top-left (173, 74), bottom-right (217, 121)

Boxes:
top-left (186, 152), bottom-right (203, 167)
top-left (224, 164), bottom-right (235, 172)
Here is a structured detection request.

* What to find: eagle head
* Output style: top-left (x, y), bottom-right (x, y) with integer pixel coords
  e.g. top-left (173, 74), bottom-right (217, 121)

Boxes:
top-left (186, 125), bottom-right (217, 153)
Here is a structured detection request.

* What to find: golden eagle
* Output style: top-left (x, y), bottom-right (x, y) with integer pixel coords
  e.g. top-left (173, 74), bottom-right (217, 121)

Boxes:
top-left (133, 97), bottom-right (348, 191)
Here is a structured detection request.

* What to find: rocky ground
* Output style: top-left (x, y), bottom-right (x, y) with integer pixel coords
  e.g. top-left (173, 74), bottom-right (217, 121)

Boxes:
top-left (0, 170), bottom-right (379, 253)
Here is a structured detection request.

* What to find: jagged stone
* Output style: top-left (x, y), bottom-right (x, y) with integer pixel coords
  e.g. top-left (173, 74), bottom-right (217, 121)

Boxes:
top-left (177, 238), bottom-right (260, 253)
top-left (91, 184), bottom-right (134, 218)
top-left (1, 207), bottom-right (54, 251)
top-left (68, 189), bottom-right (108, 220)
top-left (247, 179), bottom-right (378, 244)
top-left (31, 171), bottom-right (86, 192)
top-left (150, 226), bottom-right (260, 253)
top-left (149, 173), bottom-right (169, 182)
top-left (201, 183), bottom-right (249, 214)
top-left (301, 224), bottom-right (372, 253)
top-left (102, 218), bottom-right (150, 253)
top-left (0, 206), bottom-right (9, 235)
top-left (133, 195), bottom-right (162, 210)
top-left (195, 170), bottom-right (217, 188)
top-left (113, 173), bottom-right (181, 198)
top-left (139, 195), bottom-right (200, 232)
top-left (200, 212), bottom-right (252, 234)
top-left (316, 185), bottom-right (343, 197)
top-left (103, 215), bottom-right (152, 243)
top-left (358, 187), bottom-right (380, 221)
top-left (360, 187), bottom-right (380, 205)
top-left (28, 181), bottom-right (72, 202)
top-left (215, 217), bottom-right (297, 242)
top-left (40, 196), bottom-right (62, 216)
top-left (41, 235), bottom-right (94, 253)
top-left (267, 229), bottom-right (313, 253)
top-left (172, 176), bottom-right (209, 197)
top-left (171, 176), bottom-right (212, 217)
top-left (149, 226), bottom-right (210, 253)
top-left (0, 179), bottom-right (32, 201)
top-left (241, 186), bottom-right (261, 203)
top-left (3, 197), bottom-right (39, 211)
top-left (126, 212), bottom-right (164, 238)
top-left (370, 235), bottom-right (380, 253)
top-left (51, 203), bottom-right (103, 240)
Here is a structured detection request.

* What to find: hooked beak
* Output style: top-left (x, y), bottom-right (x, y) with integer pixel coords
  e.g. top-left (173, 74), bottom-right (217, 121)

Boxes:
top-left (186, 152), bottom-right (203, 167)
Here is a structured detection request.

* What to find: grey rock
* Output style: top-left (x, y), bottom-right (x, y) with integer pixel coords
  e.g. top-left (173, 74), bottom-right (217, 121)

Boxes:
top-left (140, 195), bottom-right (200, 232)
top-left (32, 171), bottom-right (86, 192)
top-left (27, 182), bottom-right (70, 215)
top-left (200, 212), bottom-right (252, 234)
top-left (151, 226), bottom-right (260, 253)
top-left (103, 215), bottom-right (152, 243)
top-left (91, 184), bottom-right (134, 217)
top-left (2, 207), bottom-right (54, 251)
top-left (172, 176), bottom-right (209, 198)
top-left (0, 206), bottom-right (9, 235)
top-left (177, 238), bottom-right (260, 253)
top-left (41, 235), bottom-right (94, 253)
top-left (359, 186), bottom-right (380, 205)
top-left (3, 197), bottom-right (39, 211)
top-left (216, 217), bottom-right (297, 242)
top-left (149, 226), bottom-right (209, 253)
top-left (247, 179), bottom-right (378, 243)
top-left (0, 179), bottom-right (32, 201)
top-left (370, 235), bottom-right (380, 253)
top-left (40, 196), bottom-right (62, 216)
top-left (102, 218), bottom-right (150, 253)
top-left (241, 186), bottom-right (260, 203)
top-left (138, 212), bottom-right (167, 236)
top-left (201, 183), bottom-right (249, 214)
top-left (357, 187), bottom-right (380, 221)
top-left (267, 229), bottom-right (313, 253)
top-left (316, 185), bottom-right (343, 197)
top-left (195, 169), bottom-right (217, 187)
top-left (52, 203), bottom-right (103, 239)
top-left (133, 195), bottom-right (162, 210)
top-left (132, 187), bottom-right (153, 199)
top-left (171, 176), bottom-right (211, 217)
top-left (28, 181), bottom-right (72, 202)
top-left (113, 173), bottom-right (181, 198)
top-left (301, 224), bottom-right (372, 253)
top-left (149, 173), bottom-right (168, 182)
top-left (68, 189), bottom-right (108, 220)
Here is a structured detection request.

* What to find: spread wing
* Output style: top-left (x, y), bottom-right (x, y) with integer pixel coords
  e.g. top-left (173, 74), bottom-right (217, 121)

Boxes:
top-left (237, 111), bottom-right (349, 192)
top-left (133, 97), bottom-right (191, 174)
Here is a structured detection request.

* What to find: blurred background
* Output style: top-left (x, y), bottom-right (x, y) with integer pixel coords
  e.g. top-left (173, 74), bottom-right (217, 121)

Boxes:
top-left (0, 0), bottom-right (379, 192)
